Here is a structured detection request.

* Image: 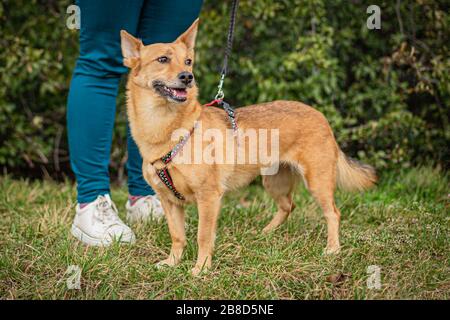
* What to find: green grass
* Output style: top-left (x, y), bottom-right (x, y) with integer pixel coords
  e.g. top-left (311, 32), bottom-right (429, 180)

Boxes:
top-left (0, 167), bottom-right (448, 299)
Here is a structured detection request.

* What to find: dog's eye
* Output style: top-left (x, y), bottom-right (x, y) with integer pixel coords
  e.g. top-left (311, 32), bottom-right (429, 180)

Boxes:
top-left (185, 58), bottom-right (192, 66)
top-left (157, 56), bottom-right (169, 63)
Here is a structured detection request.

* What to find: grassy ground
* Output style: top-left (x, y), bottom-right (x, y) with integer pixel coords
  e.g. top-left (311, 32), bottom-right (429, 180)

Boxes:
top-left (0, 167), bottom-right (448, 299)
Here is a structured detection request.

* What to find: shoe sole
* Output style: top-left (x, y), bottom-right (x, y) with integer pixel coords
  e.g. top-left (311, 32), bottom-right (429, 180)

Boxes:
top-left (71, 224), bottom-right (135, 247)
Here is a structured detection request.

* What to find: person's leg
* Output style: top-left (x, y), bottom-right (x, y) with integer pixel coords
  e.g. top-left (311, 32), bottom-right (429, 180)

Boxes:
top-left (126, 124), bottom-right (154, 197)
top-left (126, 0), bottom-right (203, 198)
top-left (67, 0), bottom-right (145, 203)
top-left (137, 0), bottom-right (204, 44)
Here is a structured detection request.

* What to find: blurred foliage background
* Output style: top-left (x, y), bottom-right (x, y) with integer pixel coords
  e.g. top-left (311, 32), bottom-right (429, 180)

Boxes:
top-left (0, 0), bottom-right (448, 183)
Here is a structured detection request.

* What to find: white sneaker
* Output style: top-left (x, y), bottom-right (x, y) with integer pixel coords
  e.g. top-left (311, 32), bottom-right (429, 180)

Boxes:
top-left (71, 194), bottom-right (136, 246)
top-left (126, 195), bottom-right (164, 223)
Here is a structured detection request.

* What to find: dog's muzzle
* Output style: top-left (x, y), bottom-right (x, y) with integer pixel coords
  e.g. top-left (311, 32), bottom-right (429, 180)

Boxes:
top-left (152, 79), bottom-right (193, 102)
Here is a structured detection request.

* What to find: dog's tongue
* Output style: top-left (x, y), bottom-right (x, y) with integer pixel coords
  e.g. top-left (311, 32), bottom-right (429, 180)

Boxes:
top-left (173, 88), bottom-right (187, 97)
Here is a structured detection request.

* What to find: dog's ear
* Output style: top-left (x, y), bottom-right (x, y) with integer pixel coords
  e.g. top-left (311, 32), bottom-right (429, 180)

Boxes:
top-left (175, 19), bottom-right (199, 50)
top-left (120, 30), bottom-right (142, 68)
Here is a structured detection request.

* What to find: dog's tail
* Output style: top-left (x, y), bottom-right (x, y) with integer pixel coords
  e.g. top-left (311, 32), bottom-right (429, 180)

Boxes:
top-left (336, 149), bottom-right (377, 192)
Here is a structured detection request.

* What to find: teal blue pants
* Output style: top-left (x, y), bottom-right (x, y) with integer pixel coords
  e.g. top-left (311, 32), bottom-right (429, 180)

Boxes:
top-left (67, 0), bottom-right (203, 203)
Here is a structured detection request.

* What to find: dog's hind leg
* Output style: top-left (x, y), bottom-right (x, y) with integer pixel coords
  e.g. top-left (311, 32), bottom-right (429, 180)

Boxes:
top-left (303, 162), bottom-right (341, 254)
top-left (262, 165), bottom-right (298, 233)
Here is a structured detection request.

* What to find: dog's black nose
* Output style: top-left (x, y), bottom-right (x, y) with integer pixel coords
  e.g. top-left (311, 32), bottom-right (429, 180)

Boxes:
top-left (178, 71), bottom-right (194, 85)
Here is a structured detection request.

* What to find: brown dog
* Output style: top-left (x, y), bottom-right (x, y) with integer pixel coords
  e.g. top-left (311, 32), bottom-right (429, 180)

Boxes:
top-left (121, 19), bottom-right (376, 275)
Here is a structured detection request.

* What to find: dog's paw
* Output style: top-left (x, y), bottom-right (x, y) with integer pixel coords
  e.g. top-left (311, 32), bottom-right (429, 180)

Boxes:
top-left (323, 246), bottom-right (341, 255)
top-left (155, 258), bottom-right (177, 269)
top-left (191, 265), bottom-right (209, 277)
top-left (262, 224), bottom-right (276, 234)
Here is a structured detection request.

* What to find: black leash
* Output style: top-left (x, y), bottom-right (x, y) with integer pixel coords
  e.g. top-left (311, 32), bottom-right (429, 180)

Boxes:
top-left (205, 0), bottom-right (240, 135)
top-left (214, 0), bottom-right (239, 100)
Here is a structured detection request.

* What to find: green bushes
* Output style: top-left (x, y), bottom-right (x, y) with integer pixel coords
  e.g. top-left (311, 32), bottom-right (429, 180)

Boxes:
top-left (0, 0), bottom-right (448, 180)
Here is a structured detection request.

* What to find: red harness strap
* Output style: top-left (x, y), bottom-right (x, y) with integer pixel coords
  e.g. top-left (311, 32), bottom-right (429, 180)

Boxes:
top-left (204, 99), bottom-right (223, 107)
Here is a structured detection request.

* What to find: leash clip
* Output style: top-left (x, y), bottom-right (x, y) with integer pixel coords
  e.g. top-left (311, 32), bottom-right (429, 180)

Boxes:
top-left (214, 73), bottom-right (226, 100)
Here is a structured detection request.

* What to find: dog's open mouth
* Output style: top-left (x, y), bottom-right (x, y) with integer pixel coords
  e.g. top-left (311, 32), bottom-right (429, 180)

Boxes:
top-left (153, 82), bottom-right (188, 102)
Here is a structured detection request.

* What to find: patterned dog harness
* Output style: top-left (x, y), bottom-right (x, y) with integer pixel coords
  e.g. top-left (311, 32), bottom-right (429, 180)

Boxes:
top-left (152, 124), bottom-right (197, 201)
top-left (153, 100), bottom-right (237, 200)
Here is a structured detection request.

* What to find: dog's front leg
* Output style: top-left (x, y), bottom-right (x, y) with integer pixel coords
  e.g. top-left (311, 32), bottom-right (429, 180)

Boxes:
top-left (192, 194), bottom-right (222, 276)
top-left (156, 197), bottom-right (186, 268)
